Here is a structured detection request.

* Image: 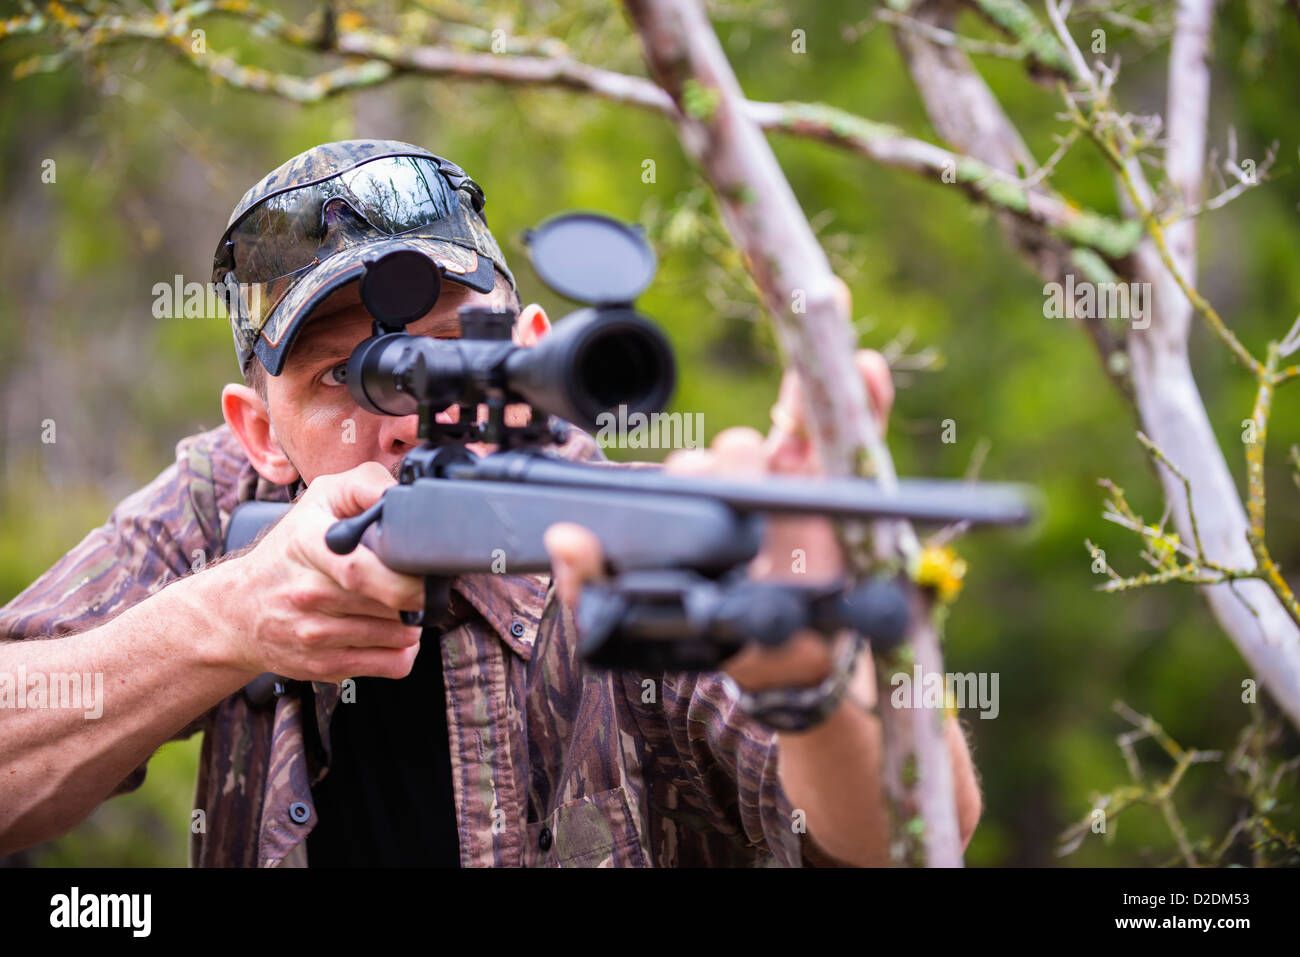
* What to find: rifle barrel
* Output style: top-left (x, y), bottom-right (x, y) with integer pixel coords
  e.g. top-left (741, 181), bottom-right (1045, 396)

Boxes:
top-left (451, 452), bottom-right (1035, 526)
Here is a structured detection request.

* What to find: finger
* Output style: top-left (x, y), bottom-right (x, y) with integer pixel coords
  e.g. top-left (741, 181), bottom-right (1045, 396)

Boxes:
top-left (763, 369), bottom-right (820, 475)
top-left (710, 427), bottom-right (767, 476)
top-left (856, 350), bottom-right (894, 432)
top-left (663, 447), bottom-right (716, 476)
top-left (317, 642), bottom-right (422, 682)
top-left (764, 350), bottom-right (894, 456)
top-left (289, 615), bottom-right (422, 661)
top-left (831, 275), bottom-right (853, 319)
top-left (316, 591), bottom-right (411, 622)
top-left (543, 522), bottom-right (606, 607)
top-left (767, 365), bottom-right (806, 441)
top-left (318, 546), bottom-right (426, 613)
top-left (314, 461), bottom-right (396, 518)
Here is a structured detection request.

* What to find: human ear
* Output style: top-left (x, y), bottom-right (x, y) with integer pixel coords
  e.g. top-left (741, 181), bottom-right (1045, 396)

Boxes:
top-left (221, 383), bottom-right (300, 485)
top-left (513, 304), bottom-right (551, 347)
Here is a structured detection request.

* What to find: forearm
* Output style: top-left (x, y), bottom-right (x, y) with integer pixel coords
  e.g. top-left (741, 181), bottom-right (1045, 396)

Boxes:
top-left (0, 560), bottom-right (257, 854)
top-left (777, 705), bottom-right (981, 867)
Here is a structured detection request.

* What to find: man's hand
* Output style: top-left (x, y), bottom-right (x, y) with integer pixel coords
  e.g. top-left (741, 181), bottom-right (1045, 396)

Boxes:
top-left (544, 349), bottom-right (893, 692)
top-left (220, 462), bottom-right (425, 682)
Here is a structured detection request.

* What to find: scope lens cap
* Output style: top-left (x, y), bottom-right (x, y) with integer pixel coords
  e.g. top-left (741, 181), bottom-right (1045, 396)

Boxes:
top-left (523, 212), bottom-right (657, 305)
top-left (361, 249), bottom-right (442, 328)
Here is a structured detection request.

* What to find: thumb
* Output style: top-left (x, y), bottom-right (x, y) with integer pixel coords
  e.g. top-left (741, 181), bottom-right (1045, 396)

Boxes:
top-left (314, 461), bottom-right (396, 519)
top-left (543, 522), bottom-right (606, 607)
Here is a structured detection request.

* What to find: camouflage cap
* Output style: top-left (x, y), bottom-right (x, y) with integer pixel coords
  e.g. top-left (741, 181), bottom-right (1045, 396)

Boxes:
top-left (214, 139), bottom-right (517, 378)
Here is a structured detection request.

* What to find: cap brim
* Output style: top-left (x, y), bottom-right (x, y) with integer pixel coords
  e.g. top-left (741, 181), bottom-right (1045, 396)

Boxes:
top-left (253, 236), bottom-right (497, 377)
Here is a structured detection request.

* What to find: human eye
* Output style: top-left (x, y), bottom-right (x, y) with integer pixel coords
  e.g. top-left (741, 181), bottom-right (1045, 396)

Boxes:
top-left (320, 361), bottom-right (348, 388)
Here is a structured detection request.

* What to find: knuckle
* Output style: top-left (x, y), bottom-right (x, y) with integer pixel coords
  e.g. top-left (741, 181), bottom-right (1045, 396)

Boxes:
top-left (291, 617), bottom-right (328, 648)
top-left (715, 425), bottom-right (764, 447)
top-left (663, 448), bottom-right (711, 475)
top-left (286, 578), bottom-right (330, 613)
top-left (336, 556), bottom-right (363, 592)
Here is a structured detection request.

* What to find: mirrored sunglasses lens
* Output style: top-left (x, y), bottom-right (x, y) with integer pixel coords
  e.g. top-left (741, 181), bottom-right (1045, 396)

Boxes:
top-left (226, 156), bottom-right (466, 288)
top-left (231, 190), bottom-right (324, 284)
top-left (226, 267), bottom-right (313, 335)
top-left (337, 156), bottom-right (458, 234)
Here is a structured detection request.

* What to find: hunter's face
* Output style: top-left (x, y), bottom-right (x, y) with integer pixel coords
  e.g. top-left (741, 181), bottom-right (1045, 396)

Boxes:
top-left (263, 278), bottom-right (539, 486)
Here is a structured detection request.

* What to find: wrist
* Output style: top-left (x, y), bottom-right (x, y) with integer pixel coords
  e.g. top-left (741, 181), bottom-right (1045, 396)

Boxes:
top-left (727, 632), bottom-right (861, 733)
top-left (175, 555), bottom-right (259, 677)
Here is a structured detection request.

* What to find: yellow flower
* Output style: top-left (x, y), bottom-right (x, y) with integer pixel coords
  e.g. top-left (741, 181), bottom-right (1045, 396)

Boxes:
top-left (918, 545), bottom-right (966, 603)
top-left (1150, 530), bottom-right (1181, 567)
top-left (338, 10), bottom-right (367, 32)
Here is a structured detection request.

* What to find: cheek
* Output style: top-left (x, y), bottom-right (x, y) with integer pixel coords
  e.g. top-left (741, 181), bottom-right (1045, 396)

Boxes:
top-left (276, 394), bottom-right (385, 471)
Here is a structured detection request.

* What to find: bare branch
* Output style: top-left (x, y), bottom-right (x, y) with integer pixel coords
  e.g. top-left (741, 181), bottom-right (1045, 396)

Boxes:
top-left (1244, 344), bottom-right (1300, 628)
top-left (877, 8), bottom-right (1026, 63)
top-left (1045, 0), bottom-right (1095, 89)
top-left (1059, 700), bottom-right (1223, 862)
top-left (1020, 127), bottom-right (1080, 189)
top-left (0, 5), bottom-right (1140, 261)
top-left (961, 0), bottom-right (1078, 80)
top-left (621, 0), bottom-right (962, 868)
top-left (1165, 139), bottom-right (1280, 224)
top-left (1163, 0), bottom-right (1213, 303)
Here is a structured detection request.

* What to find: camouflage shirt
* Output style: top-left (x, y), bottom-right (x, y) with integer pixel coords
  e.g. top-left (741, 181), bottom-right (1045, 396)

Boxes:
top-left (0, 423), bottom-right (835, 867)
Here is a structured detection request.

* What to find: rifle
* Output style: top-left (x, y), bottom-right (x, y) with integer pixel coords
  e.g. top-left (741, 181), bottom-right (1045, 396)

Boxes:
top-left (227, 211), bottom-right (1033, 702)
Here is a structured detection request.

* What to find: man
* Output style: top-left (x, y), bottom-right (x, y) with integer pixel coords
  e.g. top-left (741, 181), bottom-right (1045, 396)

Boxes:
top-left (0, 140), bottom-right (980, 866)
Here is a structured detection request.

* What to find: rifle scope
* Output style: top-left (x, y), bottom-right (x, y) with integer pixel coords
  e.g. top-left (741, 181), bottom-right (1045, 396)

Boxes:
top-left (343, 305), bottom-right (677, 434)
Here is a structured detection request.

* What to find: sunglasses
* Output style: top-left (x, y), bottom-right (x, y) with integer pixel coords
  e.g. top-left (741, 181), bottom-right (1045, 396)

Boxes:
top-left (214, 153), bottom-right (485, 288)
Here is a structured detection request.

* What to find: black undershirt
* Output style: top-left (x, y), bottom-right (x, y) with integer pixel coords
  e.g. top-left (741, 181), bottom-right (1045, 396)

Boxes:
top-left (305, 626), bottom-right (461, 867)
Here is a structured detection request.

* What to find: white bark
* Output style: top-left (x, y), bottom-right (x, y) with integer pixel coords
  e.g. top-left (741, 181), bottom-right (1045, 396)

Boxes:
top-left (893, 0), bottom-right (1300, 729)
top-left (623, 0), bottom-right (963, 866)
top-left (1124, 0), bottom-right (1300, 727)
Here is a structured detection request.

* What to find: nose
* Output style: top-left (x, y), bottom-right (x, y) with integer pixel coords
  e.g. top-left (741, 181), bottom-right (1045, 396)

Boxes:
top-left (377, 412), bottom-right (420, 458)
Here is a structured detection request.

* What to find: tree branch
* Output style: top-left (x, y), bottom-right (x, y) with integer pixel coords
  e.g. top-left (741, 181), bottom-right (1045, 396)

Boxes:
top-left (893, 0), bottom-right (1300, 732)
top-left (962, 0), bottom-right (1079, 80)
top-left (0, 3), bottom-right (1138, 262)
top-left (621, 0), bottom-right (962, 868)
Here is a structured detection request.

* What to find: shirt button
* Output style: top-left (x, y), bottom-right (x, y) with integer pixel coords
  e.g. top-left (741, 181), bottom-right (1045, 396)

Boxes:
top-left (510, 620), bottom-right (526, 638)
top-left (538, 826), bottom-right (553, 851)
top-left (289, 801), bottom-right (311, 824)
